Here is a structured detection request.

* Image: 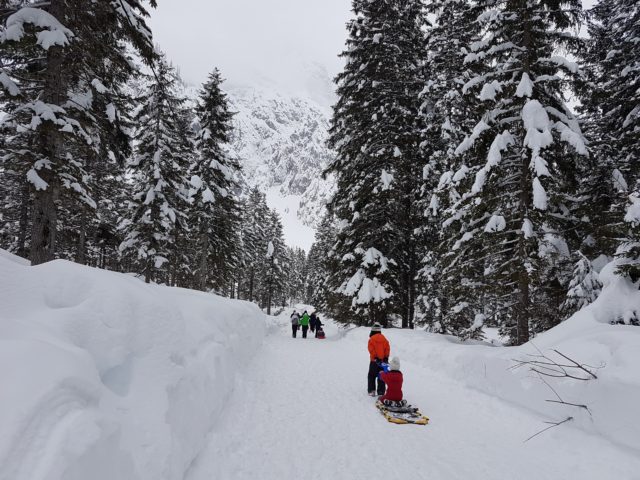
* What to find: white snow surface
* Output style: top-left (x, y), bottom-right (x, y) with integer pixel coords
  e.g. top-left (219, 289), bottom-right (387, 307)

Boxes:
top-left (625, 193), bottom-right (640, 224)
top-left (532, 177), bottom-right (548, 210)
top-left (186, 304), bottom-right (640, 480)
top-left (516, 72), bottom-right (534, 98)
top-left (484, 214), bottom-right (507, 233)
top-left (2, 256), bottom-right (639, 480)
top-left (0, 249), bottom-right (30, 266)
top-left (0, 253), bottom-right (266, 480)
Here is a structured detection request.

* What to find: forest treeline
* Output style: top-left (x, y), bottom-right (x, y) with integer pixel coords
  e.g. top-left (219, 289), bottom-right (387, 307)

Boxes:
top-left (307, 0), bottom-right (639, 344)
top-left (0, 1), bottom-right (308, 313)
top-left (1, 1), bottom-right (638, 343)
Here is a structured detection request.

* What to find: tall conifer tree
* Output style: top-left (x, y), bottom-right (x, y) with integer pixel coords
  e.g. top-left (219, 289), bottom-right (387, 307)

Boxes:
top-left (446, 0), bottom-right (587, 344)
top-left (581, 0), bottom-right (640, 281)
top-left (190, 69), bottom-right (241, 291)
top-left (0, 0), bottom-right (157, 264)
top-left (118, 54), bottom-right (190, 283)
top-left (326, 0), bottom-right (427, 327)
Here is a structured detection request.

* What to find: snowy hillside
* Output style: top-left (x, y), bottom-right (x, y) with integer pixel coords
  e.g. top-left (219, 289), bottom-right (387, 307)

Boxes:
top-left (179, 65), bottom-right (336, 249)
top-left (0, 252), bottom-right (266, 480)
top-left (228, 83), bottom-right (335, 230)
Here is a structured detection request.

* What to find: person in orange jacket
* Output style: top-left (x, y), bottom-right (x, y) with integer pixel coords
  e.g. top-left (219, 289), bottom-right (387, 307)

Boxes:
top-left (367, 322), bottom-right (390, 396)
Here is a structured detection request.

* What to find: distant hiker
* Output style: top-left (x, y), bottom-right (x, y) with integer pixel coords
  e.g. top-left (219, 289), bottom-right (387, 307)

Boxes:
top-left (367, 323), bottom-right (390, 396)
top-left (315, 316), bottom-right (323, 338)
top-left (378, 357), bottom-right (403, 402)
top-left (291, 311), bottom-right (301, 338)
top-left (300, 310), bottom-right (311, 338)
top-left (309, 312), bottom-right (318, 333)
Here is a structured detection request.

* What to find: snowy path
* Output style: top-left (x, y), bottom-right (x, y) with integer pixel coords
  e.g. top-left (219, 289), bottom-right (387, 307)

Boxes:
top-left (186, 314), bottom-right (640, 480)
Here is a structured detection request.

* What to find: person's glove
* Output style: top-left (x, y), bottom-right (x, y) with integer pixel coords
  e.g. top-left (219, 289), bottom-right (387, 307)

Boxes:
top-left (380, 362), bottom-right (390, 373)
top-left (375, 358), bottom-right (382, 366)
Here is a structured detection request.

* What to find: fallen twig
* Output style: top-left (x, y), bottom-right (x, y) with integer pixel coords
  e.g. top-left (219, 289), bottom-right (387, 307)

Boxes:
top-left (525, 417), bottom-right (574, 443)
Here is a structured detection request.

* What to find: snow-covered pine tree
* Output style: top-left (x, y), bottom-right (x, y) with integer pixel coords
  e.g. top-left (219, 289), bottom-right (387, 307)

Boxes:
top-left (326, 0), bottom-right (428, 327)
top-left (0, 0), bottom-right (156, 265)
top-left (285, 247), bottom-right (308, 304)
top-left (261, 210), bottom-right (286, 314)
top-left (118, 53), bottom-right (190, 284)
top-left (560, 251), bottom-right (602, 317)
top-left (448, 0), bottom-right (587, 344)
top-left (415, 0), bottom-right (483, 335)
top-left (307, 211), bottom-right (339, 310)
top-left (580, 0), bottom-right (640, 282)
top-left (0, 114), bottom-right (32, 256)
top-left (237, 187), bottom-right (270, 302)
top-left (190, 69), bottom-right (241, 292)
top-left (621, 194), bottom-right (640, 282)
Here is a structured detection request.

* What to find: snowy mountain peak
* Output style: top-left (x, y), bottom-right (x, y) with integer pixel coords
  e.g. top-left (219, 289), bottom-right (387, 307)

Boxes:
top-left (179, 67), bottom-right (336, 249)
top-left (226, 81), bottom-right (335, 247)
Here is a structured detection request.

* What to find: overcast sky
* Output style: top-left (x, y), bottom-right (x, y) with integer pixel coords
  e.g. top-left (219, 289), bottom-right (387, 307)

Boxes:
top-left (148, 0), bottom-right (352, 90)
top-left (148, 0), bottom-right (598, 92)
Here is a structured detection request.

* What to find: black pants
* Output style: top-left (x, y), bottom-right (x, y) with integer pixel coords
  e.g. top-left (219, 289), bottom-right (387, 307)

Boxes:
top-left (368, 361), bottom-right (386, 395)
top-left (302, 325), bottom-right (309, 338)
top-left (292, 325), bottom-right (299, 338)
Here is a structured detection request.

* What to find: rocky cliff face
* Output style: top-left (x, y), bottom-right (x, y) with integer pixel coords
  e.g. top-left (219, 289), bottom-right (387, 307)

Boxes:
top-left (226, 82), bottom-right (335, 228)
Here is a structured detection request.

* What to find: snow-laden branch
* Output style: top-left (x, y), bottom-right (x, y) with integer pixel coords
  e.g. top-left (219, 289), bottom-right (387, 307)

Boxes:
top-left (0, 7), bottom-right (73, 50)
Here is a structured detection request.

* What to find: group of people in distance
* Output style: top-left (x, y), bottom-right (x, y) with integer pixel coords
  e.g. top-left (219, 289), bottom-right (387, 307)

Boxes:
top-left (290, 310), bottom-right (325, 339)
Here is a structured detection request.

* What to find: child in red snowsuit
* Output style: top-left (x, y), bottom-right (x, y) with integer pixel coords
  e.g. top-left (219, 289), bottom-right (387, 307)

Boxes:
top-left (378, 357), bottom-right (403, 402)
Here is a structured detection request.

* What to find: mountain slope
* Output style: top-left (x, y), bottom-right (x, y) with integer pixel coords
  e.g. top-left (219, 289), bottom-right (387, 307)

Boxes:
top-left (179, 66), bottom-right (336, 249)
top-left (227, 83), bottom-right (335, 232)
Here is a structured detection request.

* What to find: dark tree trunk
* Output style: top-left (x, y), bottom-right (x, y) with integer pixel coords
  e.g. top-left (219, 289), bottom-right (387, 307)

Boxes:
top-left (76, 206), bottom-right (87, 265)
top-left (248, 268), bottom-right (255, 302)
top-left (516, 151), bottom-right (531, 345)
top-left (198, 233), bottom-right (209, 291)
top-left (30, 0), bottom-right (65, 265)
top-left (30, 175), bottom-right (59, 265)
top-left (17, 180), bottom-right (31, 258)
top-left (515, 0), bottom-right (532, 346)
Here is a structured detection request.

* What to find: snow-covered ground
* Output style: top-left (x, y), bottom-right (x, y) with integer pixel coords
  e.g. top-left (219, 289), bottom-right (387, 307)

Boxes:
top-left (0, 251), bottom-right (266, 480)
top-left (1, 253), bottom-right (639, 479)
top-left (186, 307), bottom-right (640, 480)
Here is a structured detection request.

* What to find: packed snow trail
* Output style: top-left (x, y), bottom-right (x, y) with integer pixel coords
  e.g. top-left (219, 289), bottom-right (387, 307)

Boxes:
top-left (186, 310), bottom-right (640, 480)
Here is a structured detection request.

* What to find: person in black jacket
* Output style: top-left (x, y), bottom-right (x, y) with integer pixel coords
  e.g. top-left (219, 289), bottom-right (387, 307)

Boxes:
top-left (309, 312), bottom-right (318, 333)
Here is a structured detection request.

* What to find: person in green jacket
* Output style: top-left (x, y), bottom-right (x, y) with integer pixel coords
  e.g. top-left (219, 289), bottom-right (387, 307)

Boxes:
top-left (300, 310), bottom-right (311, 338)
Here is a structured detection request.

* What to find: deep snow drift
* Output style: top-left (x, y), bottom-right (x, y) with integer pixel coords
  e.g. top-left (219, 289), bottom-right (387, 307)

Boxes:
top-left (0, 252), bottom-right (266, 480)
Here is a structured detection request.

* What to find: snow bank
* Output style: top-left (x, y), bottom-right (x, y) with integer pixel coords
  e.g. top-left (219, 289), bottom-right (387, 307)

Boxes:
top-left (0, 253), bottom-right (266, 480)
top-left (343, 263), bottom-right (640, 454)
top-left (0, 249), bottom-right (30, 266)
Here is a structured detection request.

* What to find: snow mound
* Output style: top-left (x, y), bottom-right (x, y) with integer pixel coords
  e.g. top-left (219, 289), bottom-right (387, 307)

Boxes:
top-left (0, 249), bottom-right (30, 266)
top-left (343, 261), bottom-right (640, 454)
top-left (0, 252), bottom-right (266, 480)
